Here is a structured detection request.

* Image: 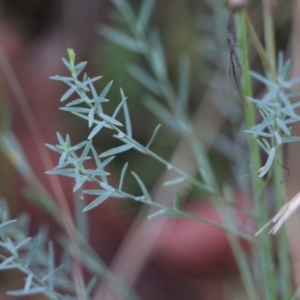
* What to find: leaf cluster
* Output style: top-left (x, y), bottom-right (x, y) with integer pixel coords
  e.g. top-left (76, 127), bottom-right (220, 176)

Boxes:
top-left (0, 201), bottom-right (96, 299)
top-left (246, 53), bottom-right (300, 177)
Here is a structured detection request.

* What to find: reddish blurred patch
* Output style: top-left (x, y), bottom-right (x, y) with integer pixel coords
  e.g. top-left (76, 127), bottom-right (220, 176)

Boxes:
top-left (155, 199), bottom-right (252, 278)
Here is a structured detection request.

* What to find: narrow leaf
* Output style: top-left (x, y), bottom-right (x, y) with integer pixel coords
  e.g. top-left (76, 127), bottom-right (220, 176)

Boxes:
top-left (127, 64), bottom-right (161, 95)
top-left (146, 124), bottom-right (161, 149)
top-left (66, 98), bottom-right (86, 107)
top-left (45, 169), bottom-right (75, 176)
top-left (163, 176), bottom-right (186, 186)
top-left (88, 122), bottom-right (105, 140)
top-left (85, 276), bottom-right (97, 297)
top-left (99, 80), bottom-right (113, 98)
top-left (88, 109), bottom-right (95, 128)
top-left (250, 71), bottom-right (278, 88)
top-left (100, 113), bottom-right (123, 126)
top-left (100, 27), bottom-right (142, 53)
top-left (147, 209), bottom-right (166, 219)
top-left (136, 0), bottom-right (155, 33)
top-left (25, 234), bottom-right (43, 267)
top-left (73, 176), bottom-right (87, 192)
top-left (131, 171), bottom-right (151, 201)
top-left (99, 156), bottom-right (115, 168)
top-left (177, 56), bottom-right (189, 109)
top-left (121, 89), bottom-right (132, 137)
top-left (144, 97), bottom-right (183, 135)
top-left (75, 61), bottom-right (88, 76)
top-left (100, 182), bottom-right (115, 192)
top-left (259, 147), bottom-right (276, 177)
top-left (80, 140), bottom-right (92, 161)
top-left (0, 256), bottom-right (14, 269)
top-left (61, 86), bottom-right (77, 101)
top-left (119, 162), bottom-right (128, 190)
top-left (0, 220), bottom-right (16, 230)
top-left (149, 32), bottom-right (167, 79)
top-left (99, 144), bottom-right (133, 157)
top-left (112, 96), bottom-right (128, 119)
top-left (24, 274), bottom-right (33, 293)
top-left (45, 144), bottom-right (62, 154)
top-left (173, 190), bottom-right (181, 209)
top-left (276, 118), bottom-right (291, 136)
top-left (48, 242), bottom-right (55, 288)
top-left (282, 136), bottom-right (300, 144)
top-left (274, 131), bottom-right (282, 145)
top-left (7, 287), bottom-right (45, 296)
top-left (82, 191), bottom-right (112, 212)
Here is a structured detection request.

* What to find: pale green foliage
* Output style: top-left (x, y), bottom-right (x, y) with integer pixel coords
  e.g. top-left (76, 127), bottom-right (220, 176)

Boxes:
top-left (246, 53), bottom-right (300, 177)
top-left (0, 201), bottom-right (96, 299)
top-left (47, 50), bottom-right (215, 218)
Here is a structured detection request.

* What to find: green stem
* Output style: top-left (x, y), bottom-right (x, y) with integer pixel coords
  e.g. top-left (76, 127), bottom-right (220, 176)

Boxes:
top-left (273, 148), bottom-right (292, 299)
top-left (236, 10), bottom-right (277, 300)
top-left (262, 1), bottom-right (292, 298)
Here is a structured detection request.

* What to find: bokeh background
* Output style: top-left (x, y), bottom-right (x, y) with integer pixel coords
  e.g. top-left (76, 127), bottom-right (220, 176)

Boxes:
top-left (0, 0), bottom-right (297, 299)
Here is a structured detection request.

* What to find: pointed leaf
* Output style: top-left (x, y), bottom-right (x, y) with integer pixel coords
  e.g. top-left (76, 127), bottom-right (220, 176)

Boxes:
top-left (100, 113), bottom-right (123, 126)
top-left (173, 190), bottom-right (181, 209)
top-left (88, 109), bottom-right (95, 128)
top-left (276, 118), bottom-right (291, 136)
top-left (250, 71), bottom-right (278, 88)
top-left (75, 61), bottom-right (88, 76)
top-left (101, 27), bottom-right (142, 53)
top-left (85, 276), bottom-right (97, 297)
top-left (120, 89), bottom-right (132, 137)
top-left (282, 136), bottom-right (300, 144)
top-left (99, 80), bottom-right (113, 98)
top-left (177, 56), bottom-right (189, 109)
top-left (100, 144), bottom-right (133, 157)
top-left (127, 64), bottom-right (161, 95)
top-left (88, 122), bottom-right (105, 140)
top-left (112, 96), bottom-right (128, 119)
top-left (163, 176), bottom-right (186, 186)
top-left (24, 274), bottom-right (33, 293)
top-left (73, 176), bottom-right (87, 192)
top-left (61, 86), bottom-right (77, 101)
top-left (274, 131), bottom-right (282, 145)
top-left (146, 124), bottom-right (161, 149)
top-left (147, 209), bottom-right (166, 219)
top-left (25, 234), bottom-right (43, 267)
top-left (144, 97), bottom-right (183, 135)
top-left (136, 0), bottom-right (155, 33)
top-left (131, 171), bottom-right (151, 201)
top-left (7, 287), bottom-right (45, 296)
top-left (0, 256), bottom-right (14, 269)
top-left (45, 144), bottom-right (63, 154)
top-left (259, 147), bottom-right (276, 177)
top-left (83, 192), bottom-right (112, 212)
top-left (100, 182), bottom-right (115, 192)
top-left (119, 162), bottom-right (128, 190)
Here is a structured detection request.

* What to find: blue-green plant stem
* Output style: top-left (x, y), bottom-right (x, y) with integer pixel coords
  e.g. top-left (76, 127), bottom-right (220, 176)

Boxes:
top-left (262, 1), bottom-right (292, 298)
top-left (273, 147), bottom-right (292, 299)
top-left (236, 11), bottom-right (277, 300)
top-left (69, 76), bottom-right (217, 198)
top-left (61, 135), bottom-right (256, 243)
